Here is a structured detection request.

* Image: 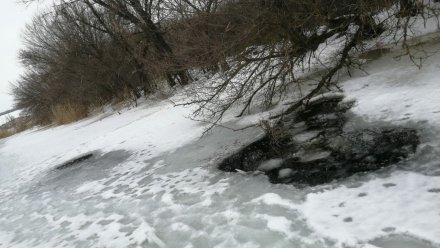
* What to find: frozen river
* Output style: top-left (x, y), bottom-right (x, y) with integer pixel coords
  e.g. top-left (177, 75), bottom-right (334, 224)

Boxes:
top-left (1, 42), bottom-right (440, 248)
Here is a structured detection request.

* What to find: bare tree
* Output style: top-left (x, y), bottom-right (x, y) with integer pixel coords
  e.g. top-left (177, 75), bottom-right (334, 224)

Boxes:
top-left (176, 0), bottom-right (439, 131)
top-left (81, 0), bottom-right (192, 85)
top-left (13, 4), bottom-right (160, 122)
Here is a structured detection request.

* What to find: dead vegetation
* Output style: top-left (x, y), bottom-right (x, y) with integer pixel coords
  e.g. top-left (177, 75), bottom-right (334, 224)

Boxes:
top-left (51, 103), bottom-right (89, 125)
top-left (0, 115), bottom-right (32, 139)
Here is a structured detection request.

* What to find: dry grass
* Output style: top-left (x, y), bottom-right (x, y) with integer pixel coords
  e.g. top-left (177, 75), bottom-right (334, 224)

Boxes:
top-left (51, 103), bottom-right (88, 125)
top-left (0, 116), bottom-right (33, 140)
top-left (0, 129), bottom-right (14, 140)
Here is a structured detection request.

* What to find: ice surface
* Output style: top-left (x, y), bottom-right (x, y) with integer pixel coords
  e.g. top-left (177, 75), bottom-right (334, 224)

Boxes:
top-left (292, 130), bottom-right (321, 143)
top-left (278, 168), bottom-right (293, 179)
top-left (308, 92), bottom-right (345, 105)
top-left (1, 34), bottom-right (440, 248)
top-left (300, 150), bottom-right (332, 162)
top-left (258, 159), bottom-right (283, 171)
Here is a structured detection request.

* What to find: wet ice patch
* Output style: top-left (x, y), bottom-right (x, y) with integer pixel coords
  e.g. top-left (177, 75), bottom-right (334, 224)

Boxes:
top-left (55, 153), bottom-right (93, 170)
top-left (369, 234), bottom-right (438, 248)
top-left (427, 188), bottom-right (440, 193)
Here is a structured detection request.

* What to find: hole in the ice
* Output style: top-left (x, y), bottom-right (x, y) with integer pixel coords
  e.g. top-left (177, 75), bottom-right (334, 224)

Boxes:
top-left (217, 93), bottom-right (420, 186)
top-left (55, 153), bottom-right (93, 170)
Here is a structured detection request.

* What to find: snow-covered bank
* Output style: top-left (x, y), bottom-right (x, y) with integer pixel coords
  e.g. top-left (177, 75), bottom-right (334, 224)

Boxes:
top-left (298, 39), bottom-right (440, 247)
top-left (1, 43), bottom-right (440, 248)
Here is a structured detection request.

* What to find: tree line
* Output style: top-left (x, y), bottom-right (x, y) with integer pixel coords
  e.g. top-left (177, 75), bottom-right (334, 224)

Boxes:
top-left (13, 0), bottom-right (439, 124)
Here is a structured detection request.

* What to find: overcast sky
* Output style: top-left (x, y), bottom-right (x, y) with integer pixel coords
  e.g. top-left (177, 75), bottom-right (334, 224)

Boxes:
top-left (0, 1), bottom-right (43, 113)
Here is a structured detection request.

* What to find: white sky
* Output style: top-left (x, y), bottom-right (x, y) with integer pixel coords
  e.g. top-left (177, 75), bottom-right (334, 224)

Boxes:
top-left (0, 1), bottom-right (43, 113)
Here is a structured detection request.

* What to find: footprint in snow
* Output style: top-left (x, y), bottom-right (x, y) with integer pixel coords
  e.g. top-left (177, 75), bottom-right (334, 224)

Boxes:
top-left (383, 183), bottom-right (397, 188)
top-left (382, 227), bottom-right (396, 233)
top-left (358, 192), bottom-right (368, 197)
top-left (343, 217), bottom-right (353, 222)
top-left (60, 221), bottom-right (72, 227)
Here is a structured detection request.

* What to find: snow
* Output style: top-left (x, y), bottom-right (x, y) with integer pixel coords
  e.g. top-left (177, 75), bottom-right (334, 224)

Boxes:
top-left (294, 38), bottom-right (440, 247)
top-left (308, 92), bottom-right (345, 105)
top-left (292, 130), bottom-right (321, 143)
top-left (300, 150), bottom-right (332, 162)
top-left (1, 30), bottom-right (440, 248)
top-left (278, 168), bottom-right (293, 179)
top-left (256, 214), bottom-right (293, 237)
top-left (299, 172), bottom-right (440, 246)
top-left (258, 159), bottom-right (283, 171)
top-left (344, 51), bottom-right (440, 125)
top-left (251, 193), bottom-right (297, 209)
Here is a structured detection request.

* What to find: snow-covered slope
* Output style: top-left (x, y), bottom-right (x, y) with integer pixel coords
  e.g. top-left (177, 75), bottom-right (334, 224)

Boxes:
top-left (1, 42), bottom-right (440, 248)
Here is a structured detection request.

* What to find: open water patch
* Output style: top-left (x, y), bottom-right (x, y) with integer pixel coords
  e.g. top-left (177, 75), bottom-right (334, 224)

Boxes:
top-left (218, 92), bottom-right (420, 185)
